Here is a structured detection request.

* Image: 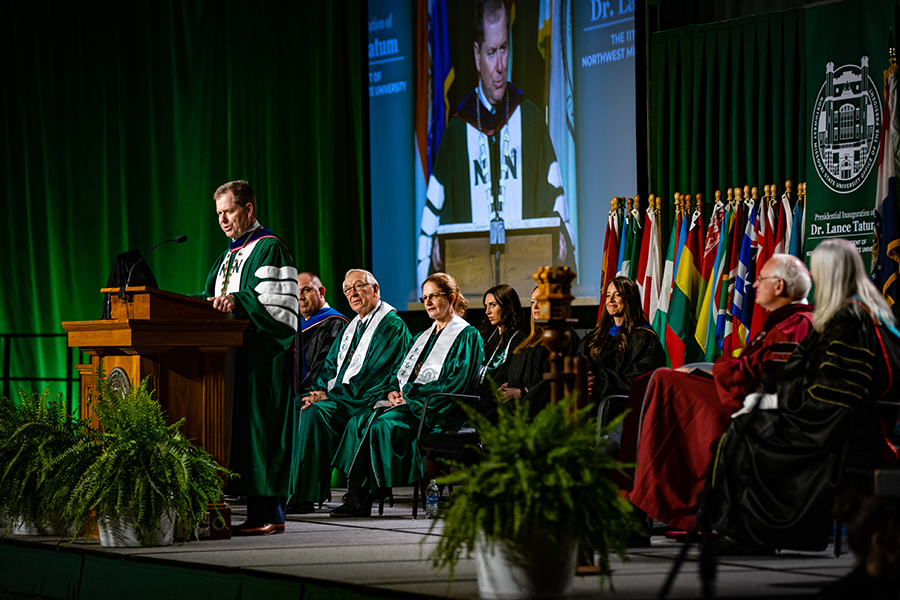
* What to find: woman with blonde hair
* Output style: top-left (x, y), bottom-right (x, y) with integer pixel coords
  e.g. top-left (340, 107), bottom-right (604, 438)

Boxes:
top-left (495, 286), bottom-right (579, 415)
top-left (709, 239), bottom-right (900, 553)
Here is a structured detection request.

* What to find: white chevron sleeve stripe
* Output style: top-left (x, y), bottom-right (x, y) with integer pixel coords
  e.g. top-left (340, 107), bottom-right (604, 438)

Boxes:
top-left (256, 265), bottom-right (299, 281)
top-left (265, 305), bottom-right (298, 330)
top-left (255, 280), bottom-right (299, 296)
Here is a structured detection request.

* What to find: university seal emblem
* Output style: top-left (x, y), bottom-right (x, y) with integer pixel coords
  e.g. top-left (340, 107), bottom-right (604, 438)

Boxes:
top-left (811, 56), bottom-right (882, 194)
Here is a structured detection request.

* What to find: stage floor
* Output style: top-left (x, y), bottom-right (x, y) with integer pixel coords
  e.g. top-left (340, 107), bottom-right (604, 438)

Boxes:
top-left (1, 487), bottom-right (855, 600)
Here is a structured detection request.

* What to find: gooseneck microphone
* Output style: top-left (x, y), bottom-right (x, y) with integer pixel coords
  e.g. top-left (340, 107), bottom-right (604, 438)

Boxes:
top-left (119, 234), bottom-right (188, 301)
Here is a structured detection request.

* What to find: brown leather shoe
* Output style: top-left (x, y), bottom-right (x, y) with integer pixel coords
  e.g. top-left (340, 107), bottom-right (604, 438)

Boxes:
top-left (232, 522), bottom-right (285, 536)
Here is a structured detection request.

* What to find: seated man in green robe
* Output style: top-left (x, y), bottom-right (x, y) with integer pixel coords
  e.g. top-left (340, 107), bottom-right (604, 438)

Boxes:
top-left (291, 269), bottom-right (412, 513)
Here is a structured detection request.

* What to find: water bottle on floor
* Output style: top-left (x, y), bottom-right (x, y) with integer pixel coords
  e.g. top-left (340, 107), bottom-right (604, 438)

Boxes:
top-left (425, 479), bottom-right (439, 518)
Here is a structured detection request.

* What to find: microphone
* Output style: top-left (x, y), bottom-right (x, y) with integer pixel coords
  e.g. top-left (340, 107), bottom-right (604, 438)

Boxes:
top-left (119, 234), bottom-right (188, 301)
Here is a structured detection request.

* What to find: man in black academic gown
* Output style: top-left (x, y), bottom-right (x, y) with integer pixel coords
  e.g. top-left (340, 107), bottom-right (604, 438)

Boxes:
top-left (296, 272), bottom-right (348, 397)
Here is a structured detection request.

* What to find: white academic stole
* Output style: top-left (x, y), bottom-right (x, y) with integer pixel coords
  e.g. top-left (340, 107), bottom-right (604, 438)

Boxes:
top-left (326, 301), bottom-right (396, 391)
top-left (466, 106), bottom-right (523, 223)
top-left (397, 315), bottom-right (468, 387)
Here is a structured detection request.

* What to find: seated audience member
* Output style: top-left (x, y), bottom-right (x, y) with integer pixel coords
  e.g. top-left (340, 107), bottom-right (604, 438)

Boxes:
top-left (619, 254), bottom-right (814, 531)
top-left (707, 239), bottom-right (900, 552)
top-left (296, 272), bottom-right (349, 398)
top-left (330, 273), bottom-right (484, 517)
top-left (816, 493), bottom-right (900, 599)
top-left (498, 286), bottom-right (579, 415)
top-left (579, 276), bottom-right (666, 410)
top-left (291, 269), bottom-right (411, 513)
top-left (474, 284), bottom-right (527, 412)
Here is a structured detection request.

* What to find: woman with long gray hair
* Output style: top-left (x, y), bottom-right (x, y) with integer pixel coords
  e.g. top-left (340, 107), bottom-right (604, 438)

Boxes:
top-left (708, 239), bottom-right (900, 554)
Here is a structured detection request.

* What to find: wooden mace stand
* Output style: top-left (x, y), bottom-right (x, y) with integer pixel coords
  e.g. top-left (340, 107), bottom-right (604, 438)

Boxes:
top-left (61, 287), bottom-right (249, 540)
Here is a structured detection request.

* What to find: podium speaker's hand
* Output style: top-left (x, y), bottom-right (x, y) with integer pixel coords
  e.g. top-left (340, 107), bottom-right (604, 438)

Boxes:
top-left (208, 294), bottom-right (235, 313)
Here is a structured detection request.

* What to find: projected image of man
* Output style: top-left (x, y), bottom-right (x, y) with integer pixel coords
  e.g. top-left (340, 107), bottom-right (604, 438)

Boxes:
top-left (416, 0), bottom-right (573, 287)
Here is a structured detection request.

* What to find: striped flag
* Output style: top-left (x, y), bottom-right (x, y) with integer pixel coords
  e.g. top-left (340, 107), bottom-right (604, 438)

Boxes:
top-left (652, 204), bottom-right (682, 365)
top-left (696, 197), bottom-right (724, 320)
top-left (666, 207), bottom-right (704, 368)
top-left (748, 198), bottom-right (777, 339)
top-left (732, 199), bottom-right (758, 350)
top-left (776, 190), bottom-right (793, 256)
top-left (721, 199), bottom-right (745, 357)
top-left (617, 200), bottom-right (635, 278)
top-left (695, 199), bottom-right (727, 359)
top-left (788, 195), bottom-right (805, 258)
top-left (626, 199), bottom-right (644, 280)
top-left (600, 201), bottom-right (621, 318)
top-left (640, 199), bottom-right (663, 321)
top-left (873, 54), bottom-right (900, 305)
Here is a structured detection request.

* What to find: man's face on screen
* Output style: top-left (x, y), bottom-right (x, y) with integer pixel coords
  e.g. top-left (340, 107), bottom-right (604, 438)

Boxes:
top-left (474, 9), bottom-right (509, 107)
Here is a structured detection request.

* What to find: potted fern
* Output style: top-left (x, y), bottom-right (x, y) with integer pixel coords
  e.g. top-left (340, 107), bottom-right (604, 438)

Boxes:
top-left (429, 395), bottom-right (637, 598)
top-left (53, 364), bottom-right (234, 547)
top-left (0, 388), bottom-right (89, 536)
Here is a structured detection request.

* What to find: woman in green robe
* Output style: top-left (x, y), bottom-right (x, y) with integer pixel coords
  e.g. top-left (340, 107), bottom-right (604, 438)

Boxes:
top-left (330, 273), bottom-right (484, 517)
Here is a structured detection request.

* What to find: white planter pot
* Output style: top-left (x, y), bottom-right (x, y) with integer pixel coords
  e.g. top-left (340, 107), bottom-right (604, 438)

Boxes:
top-left (474, 532), bottom-right (578, 599)
top-left (98, 510), bottom-right (175, 547)
top-left (10, 514), bottom-right (71, 536)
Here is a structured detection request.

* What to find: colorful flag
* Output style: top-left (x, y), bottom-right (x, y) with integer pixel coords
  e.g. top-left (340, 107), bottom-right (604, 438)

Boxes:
top-left (776, 190), bottom-right (793, 256)
top-left (695, 199), bottom-right (726, 358)
top-left (617, 200), bottom-right (633, 277)
top-left (721, 199), bottom-right (746, 357)
top-left (640, 198), bottom-right (662, 321)
top-left (788, 195), bottom-right (805, 258)
top-left (652, 207), bottom-right (681, 366)
top-left (732, 199), bottom-right (758, 350)
top-left (600, 200), bottom-right (621, 315)
top-left (666, 207), bottom-right (704, 368)
top-left (626, 200), bottom-right (644, 281)
top-left (748, 198), bottom-right (777, 339)
top-left (429, 0), bottom-right (453, 176)
top-left (697, 198), bottom-right (724, 320)
top-left (873, 54), bottom-right (900, 305)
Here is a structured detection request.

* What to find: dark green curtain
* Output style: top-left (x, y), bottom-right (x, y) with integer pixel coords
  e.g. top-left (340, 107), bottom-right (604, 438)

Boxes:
top-left (0, 1), bottom-right (365, 396)
top-left (649, 9), bottom-right (806, 232)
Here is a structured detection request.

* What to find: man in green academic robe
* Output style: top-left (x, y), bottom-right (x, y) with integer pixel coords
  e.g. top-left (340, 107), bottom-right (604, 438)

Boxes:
top-left (200, 180), bottom-right (299, 536)
top-left (292, 269), bottom-right (411, 511)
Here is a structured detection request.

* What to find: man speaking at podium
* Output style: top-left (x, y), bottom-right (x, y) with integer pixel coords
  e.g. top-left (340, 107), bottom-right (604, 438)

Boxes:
top-left (416, 0), bottom-right (573, 287)
top-left (201, 180), bottom-right (299, 536)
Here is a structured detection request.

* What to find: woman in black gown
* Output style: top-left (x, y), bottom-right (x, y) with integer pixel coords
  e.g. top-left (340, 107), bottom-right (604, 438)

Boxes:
top-left (475, 284), bottom-right (527, 407)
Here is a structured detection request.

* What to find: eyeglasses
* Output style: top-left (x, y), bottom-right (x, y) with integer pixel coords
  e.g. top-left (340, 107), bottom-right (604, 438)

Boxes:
top-left (342, 282), bottom-right (372, 296)
top-left (756, 276), bottom-right (782, 283)
top-left (419, 293), bottom-right (447, 303)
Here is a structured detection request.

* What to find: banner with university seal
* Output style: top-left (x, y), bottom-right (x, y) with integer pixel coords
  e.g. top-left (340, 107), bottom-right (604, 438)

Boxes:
top-left (804, 0), bottom-right (896, 262)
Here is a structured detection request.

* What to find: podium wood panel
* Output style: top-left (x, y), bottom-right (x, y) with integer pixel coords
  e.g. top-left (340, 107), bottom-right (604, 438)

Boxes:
top-left (443, 231), bottom-right (556, 299)
top-left (63, 288), bottom-right (247, 539)
top-left (62, 288), bottom-right (246, 481)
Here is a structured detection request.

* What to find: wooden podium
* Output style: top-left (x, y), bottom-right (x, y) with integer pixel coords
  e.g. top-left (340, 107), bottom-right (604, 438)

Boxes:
top-left (438, 217), bottom-right (561, 301)
top-left (61, 287), bottom-right (248, 539)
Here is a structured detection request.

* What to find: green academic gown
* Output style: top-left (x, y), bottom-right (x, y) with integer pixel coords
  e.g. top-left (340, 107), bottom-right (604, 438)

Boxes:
top-left (333, 315), bottom-right (484, 492)
top-left (198, 230), bottom-right (299, 497)
top-left (294, 302), bottom-right (411, 502)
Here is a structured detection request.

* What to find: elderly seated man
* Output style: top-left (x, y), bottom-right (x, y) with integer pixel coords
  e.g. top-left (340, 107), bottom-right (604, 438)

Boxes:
top-left (291, 269), bottom-right (411, 513)
top-left (617, 254), bottom-right (815, 533)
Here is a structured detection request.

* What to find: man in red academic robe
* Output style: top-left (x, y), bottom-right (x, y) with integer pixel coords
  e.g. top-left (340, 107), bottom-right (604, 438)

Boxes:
top-left (618, 254), bottom-right (814, 532)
